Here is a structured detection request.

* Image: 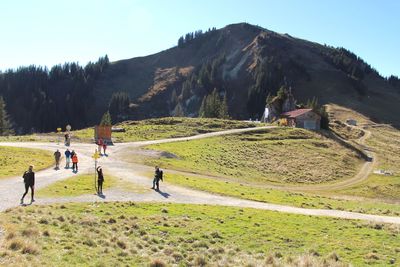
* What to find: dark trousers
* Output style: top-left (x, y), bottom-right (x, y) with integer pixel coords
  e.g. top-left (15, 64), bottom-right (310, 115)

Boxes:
top-left (72, 163), bottom-right (78, 171)
top-left (152, 178), bottom-right (160, 190)
top-left (98, 181), bottom-right (103, 194)
top-left (22, 183), bottom-right (34, 201)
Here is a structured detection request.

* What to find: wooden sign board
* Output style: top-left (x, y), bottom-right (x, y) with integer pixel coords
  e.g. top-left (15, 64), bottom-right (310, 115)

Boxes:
top-left (94, 125), bottom-right (112, 144)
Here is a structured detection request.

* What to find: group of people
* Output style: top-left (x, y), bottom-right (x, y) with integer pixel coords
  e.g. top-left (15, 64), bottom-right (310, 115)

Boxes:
top-left (54, 149), bottom-right (78, 172)
top-left (97, 138), bottom-right (108, 156)
top-left (20, 138), bottom-right (166, 205)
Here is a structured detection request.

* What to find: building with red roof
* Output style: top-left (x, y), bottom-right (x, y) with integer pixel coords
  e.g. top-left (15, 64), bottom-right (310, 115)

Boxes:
top-left (280, 108), bottom-right (321, 130)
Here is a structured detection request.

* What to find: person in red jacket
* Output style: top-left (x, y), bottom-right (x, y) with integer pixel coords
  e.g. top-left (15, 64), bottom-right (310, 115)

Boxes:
top-left (72, 153), bottom-right (78, 172)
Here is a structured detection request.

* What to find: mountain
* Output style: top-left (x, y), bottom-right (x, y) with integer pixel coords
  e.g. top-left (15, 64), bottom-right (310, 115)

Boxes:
top-left (89, 22), bottom-right (400, 125)
top-left (1, 23), bottom-right (400, 133)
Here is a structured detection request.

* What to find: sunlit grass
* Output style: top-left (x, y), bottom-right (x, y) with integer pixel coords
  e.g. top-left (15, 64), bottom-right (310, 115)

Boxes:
top-left (0, 202), bottom-right (398, 266)
top-left (0, 146), bottom-right (53, 179)
top-left (145, 128), bottom-right (363, 185)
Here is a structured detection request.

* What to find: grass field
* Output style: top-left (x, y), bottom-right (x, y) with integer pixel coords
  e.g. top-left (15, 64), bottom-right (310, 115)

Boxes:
top-left (148, 172), bottom-right (400, 216)
top-left (333, 126), bottom-right (400, 200)
top-left (144, 128), bottom-right (363, 185)
top-left (73, 117), bottom-right (261, 142)
top-left (0, 147), bottom-right (53, 179)
top-left (37, 174), bottom-right (147, 198)
top-left (0, 202), bottom-right (399, 266)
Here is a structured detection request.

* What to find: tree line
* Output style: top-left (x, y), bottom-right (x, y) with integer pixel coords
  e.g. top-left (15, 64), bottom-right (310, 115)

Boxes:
top-left (0, 56), bottom-right (109, 134)
top-left (177, 27), bottom-right (217, 48)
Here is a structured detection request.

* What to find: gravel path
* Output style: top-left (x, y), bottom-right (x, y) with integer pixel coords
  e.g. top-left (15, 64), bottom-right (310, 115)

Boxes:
top-left (0, 126), bottom-right (399, 225)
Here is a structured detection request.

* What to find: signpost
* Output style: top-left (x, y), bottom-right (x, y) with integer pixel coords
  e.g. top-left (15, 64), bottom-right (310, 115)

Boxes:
top-left (92, 149), bottom-right (100, 194)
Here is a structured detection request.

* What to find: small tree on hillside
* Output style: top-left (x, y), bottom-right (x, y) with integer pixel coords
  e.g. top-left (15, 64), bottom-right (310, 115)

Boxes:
top-left (0, 97), bottom-right (13, 135)
top-left (100, 111), bottom-right (112, 126)
top-left (198, 89), bottom-right (229, 119)
top-left (173, 102), bottom-right (185, 117)
top-left (219, 94), bottom-right (229, 119)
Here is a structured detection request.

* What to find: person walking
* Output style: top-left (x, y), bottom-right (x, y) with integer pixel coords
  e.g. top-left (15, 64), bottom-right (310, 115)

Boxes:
top-left (102, 141), bottom-right (107, 156)
top-left (151, 166), bottom-right (163, 191)
top-left (96, 166), bottom-right (104, 195)
top-left (64, 149), bottom-right (71, 168)
top-left (54, 149), bottom-right (61, 170)
top-left (71, 153), bottom-right (78, 172)
top-left (21, 165), bottom-right (35, 204)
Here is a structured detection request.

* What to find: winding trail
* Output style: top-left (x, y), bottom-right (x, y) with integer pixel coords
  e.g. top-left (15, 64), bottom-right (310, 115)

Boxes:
top-left (0, 126), bottom-right (399, 225)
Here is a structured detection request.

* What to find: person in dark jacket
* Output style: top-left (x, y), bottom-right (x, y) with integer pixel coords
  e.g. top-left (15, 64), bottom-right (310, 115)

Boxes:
top-left (65, 149), bottom-right (71, 168)
top-left (151, 166), bottom-right (163, 191)
top-left (54, 149), bottom-right (61, 169)
top-left (21, 165), bottom-right (35, 204)
top-left (96, 166), bottom-right (104, 195)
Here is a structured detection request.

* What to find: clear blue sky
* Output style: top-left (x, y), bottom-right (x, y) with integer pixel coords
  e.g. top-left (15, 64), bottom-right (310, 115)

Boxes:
top-left (1, 0), bottom-right (399, 77)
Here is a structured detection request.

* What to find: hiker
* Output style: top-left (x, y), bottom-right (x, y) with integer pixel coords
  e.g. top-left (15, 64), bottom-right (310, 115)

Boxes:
top-left (102, 141), bottom-right (107, 156)
top-left (71, 153), bottom-right (78, 172)
top-left (54, 149), bottom-right (61, 169)
top-left (96, 166), bottom-right (104, 195)
top-left (64, 133), bottom-right (70, 146)
top-left (151, 166), bottom-right (163, 191)
top-left (64, 149), bottom-right (71, 168)
top-left (97, 138), bottom-right (103, 154)
top-left (21, 166), bottom-right (35, 204)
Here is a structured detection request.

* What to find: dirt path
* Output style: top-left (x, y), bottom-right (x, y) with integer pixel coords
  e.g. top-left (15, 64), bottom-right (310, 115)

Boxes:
top-left (0, 126), bottom-right (399, 225)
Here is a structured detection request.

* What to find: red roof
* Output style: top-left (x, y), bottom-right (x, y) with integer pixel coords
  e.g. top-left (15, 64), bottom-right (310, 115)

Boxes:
top-left (281, 109), bottom-right (313, 118)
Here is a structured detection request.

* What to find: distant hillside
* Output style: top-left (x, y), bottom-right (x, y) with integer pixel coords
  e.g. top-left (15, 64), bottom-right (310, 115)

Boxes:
top-left (1, 23), bottom-right (400, 133)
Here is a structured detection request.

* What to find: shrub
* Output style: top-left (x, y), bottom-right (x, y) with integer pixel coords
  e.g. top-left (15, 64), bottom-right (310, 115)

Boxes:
top-left (8, 239), bottom-right (24, 251)
top-left (149, 259), bottom-right (166, 267)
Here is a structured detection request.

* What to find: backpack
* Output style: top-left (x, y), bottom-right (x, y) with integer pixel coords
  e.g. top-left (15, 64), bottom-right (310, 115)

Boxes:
top-left (22, 171), bottom-right (28, 182)
top-left (159, 170), bottom-right (163, 181)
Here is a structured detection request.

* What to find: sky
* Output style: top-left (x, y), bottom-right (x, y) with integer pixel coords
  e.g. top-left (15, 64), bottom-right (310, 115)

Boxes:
top-left (0, 0), bottom-right (399, 77)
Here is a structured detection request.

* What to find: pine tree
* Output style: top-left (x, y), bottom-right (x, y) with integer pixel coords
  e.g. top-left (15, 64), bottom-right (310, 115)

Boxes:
top-left (219, 94), bottom-right (229, 119)
top-left (0, 97), bottom-right (13, 135)
top-left (109, 92), bottom-right (130, 123)
top-left (199, 96), bottom-right (207, 117)
top-left (173, 102), bottom-right (185, 117)
top-left (100, 111), bottom-right (112, 126)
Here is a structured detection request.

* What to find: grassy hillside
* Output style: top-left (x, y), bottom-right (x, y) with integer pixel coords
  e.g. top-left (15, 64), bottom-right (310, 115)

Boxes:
top-left (0, 147), bottom-right (53, 178)
top-left (336, 125), bottom-right (400, 200)
top-left (1, 202), bottom-right (398, 266)
top-left (73, 117), bottom-right (261, 143)
top-left (144, 128), bottom-right (363, 185)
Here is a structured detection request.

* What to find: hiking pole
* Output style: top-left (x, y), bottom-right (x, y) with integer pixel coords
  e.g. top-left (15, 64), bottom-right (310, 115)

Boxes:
top-left (92, 149), bottom-right (100, 194)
